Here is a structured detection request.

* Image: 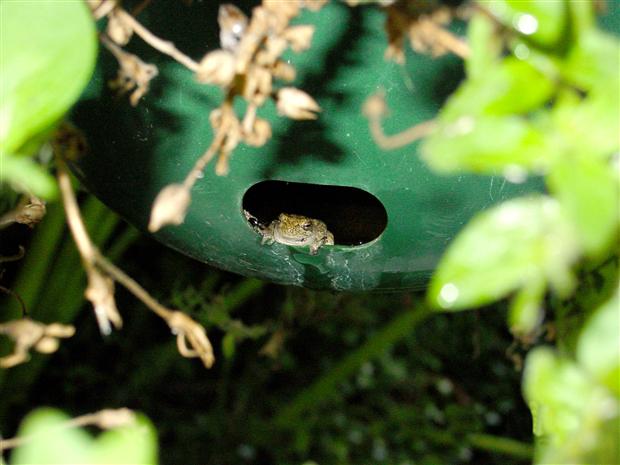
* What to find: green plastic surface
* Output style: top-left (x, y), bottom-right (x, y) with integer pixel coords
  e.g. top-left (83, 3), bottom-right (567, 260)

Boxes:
top-left (73, 2), bottom-right (541, 291)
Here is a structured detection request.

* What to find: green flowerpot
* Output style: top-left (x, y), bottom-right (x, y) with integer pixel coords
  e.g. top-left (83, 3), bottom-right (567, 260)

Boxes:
top-left (73, 2), bottom-right (543, 291)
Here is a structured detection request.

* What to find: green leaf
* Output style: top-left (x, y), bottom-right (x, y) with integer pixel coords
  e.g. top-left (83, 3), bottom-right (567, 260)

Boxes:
top-left (442, 58), bottom-right (554, 121)
top-left (547, 156), bottom-right (619, 257)
top-left (90, 414), bottom-right (159, 465)
top-left (421, 116), bottom-right (556, 174)
top-left (466, 14), bottom-right (501, 80)
top-left (222, 332), bottom-right (236, 359)
top-left (523, 347), bottom-right (620, 465)
top-left (0, 152), bottom-right (58, 199)
top-left (577, 288), bottom-right (620, 396)
top-left (561, 29), bottom-right (620, 92)
top-left (483, 0), bottom-right (568, 48)
top-left (11, 408), bottom-right (92, 464)
top-left (10, 408), bottom-right (158, 465)
top-left (508, 276), bottom-right (545, 336)
top-left (428, 196), bottom-right (578, 310)
top-left (0, 0), bottom-right (97, 154)
top-left (550, 89), bottom-right (620, 161)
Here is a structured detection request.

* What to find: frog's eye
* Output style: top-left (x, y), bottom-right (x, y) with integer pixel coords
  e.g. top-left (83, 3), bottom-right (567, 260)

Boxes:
top-left (302, 221), bottom-right (312, 230)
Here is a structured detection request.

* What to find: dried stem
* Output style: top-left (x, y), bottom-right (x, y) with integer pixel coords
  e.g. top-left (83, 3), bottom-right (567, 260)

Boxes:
top-left (55, 149), bottom-right (213, 366)
top-left (114, 8), bottom-right (199, 72)
top-left (0, 285), bottom-right (27, 316)
top-left (368, 116), bottom-right (437, 150)
top-left (0, 409), bottom-right (136, 451)
top-left (418, 18), bottom-right (470, 59)
top-left (183, 103), bottom-right (233, 190)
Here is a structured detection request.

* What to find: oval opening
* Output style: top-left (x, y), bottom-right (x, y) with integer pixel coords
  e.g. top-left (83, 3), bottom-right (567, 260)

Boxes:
top-left (242, 181), bottom-right (388, 246)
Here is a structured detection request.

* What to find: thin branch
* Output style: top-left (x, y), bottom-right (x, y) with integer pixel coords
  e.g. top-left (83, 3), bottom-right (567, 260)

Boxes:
top-left (368, 116), bottom-right (437, 150)
top-left (0, 285), bottom-right (28, 316)
top-left (418, 18), bottom-right (470, 59)
top-left (0, 409), bottom-right (135, 451)
top-left (115, 9), bottom-right (199, 72)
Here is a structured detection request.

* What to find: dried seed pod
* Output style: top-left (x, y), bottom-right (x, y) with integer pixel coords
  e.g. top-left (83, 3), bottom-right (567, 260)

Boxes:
top-left (272, 60), bottom-right (296, 81)
top-left (362, 91), bottom-right (388, 118)
top-left (148, 184), bottom-right (191, 232)
top-left (263, 0), bottom-right (300, 23)
top-left (283, 25), bottom-right (315, 52)
top-left (276, 87), bottom-right (321, 120)
top-left (106, 9), bottom-right (133, 46)
top-left (303, 0), bottom-right (328, 11)
top-left (196, 50), bottom-right (236, 86)
top-left (218, 4), bottom-right (249, 52)
top-left (244, 66), bottom-right (272, 105)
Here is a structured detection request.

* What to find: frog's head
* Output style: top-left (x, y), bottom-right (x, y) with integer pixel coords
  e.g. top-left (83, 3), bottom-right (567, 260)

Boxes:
top-left (274, 213), bottom-right (318, 245)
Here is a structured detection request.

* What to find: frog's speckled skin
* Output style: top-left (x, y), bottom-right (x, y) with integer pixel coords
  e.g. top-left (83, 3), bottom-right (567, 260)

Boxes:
top-left (261, 213), bottom-right (334, 255)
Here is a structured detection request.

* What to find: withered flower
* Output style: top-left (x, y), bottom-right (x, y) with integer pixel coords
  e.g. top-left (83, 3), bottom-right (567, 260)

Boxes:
top-left (15, 196), bottom-right (46, 228)
top-left (196, 50), bottom-right (236, 86)
top-left (85, 270), bottom-right (123, 335)
top-left (276, 87), bottom-right (321, 120)
top-left (148, 183), bottom-right (191, 232)
top-left (272, 60), bottom-right (296, 81)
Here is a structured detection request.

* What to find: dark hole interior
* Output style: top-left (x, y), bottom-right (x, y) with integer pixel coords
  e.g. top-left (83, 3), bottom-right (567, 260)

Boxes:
top-left (242, 181), bottom-right (388, 246)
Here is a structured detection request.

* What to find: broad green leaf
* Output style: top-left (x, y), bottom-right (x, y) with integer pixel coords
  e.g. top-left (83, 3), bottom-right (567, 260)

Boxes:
top-left (428, 196), bottom-right (578, 310)
top-left (577, 288), bottom-right (620, 396)
top-left (483, 0), bottom-right (568, 48)
top-left (550, 89), bottom-right (620, 161)
top-left (10, 408), bottom-right (158, 465)
top-left (421, 116), bottom-right (556, 174)
top-left (466, 14), bottom-right (500, 80)
top-left (0, 152), bottom-right (58, 198)
top-left (523, 347), bottom-right (620, 465)
top-left (547, 156), bottom-right (619, 257)
top-left (90, 414), bottom-right (158, 465)
top-left (11, 409), bottom-right (94, 464)
top-left (561, 29), bottom-right (620, 92)
top-left (0, 1), bottom-right (97, 155)
top-left (441, 58), bottom-right (554, 121)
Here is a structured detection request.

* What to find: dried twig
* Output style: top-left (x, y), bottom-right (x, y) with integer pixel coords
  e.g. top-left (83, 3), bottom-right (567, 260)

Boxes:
top-left (54, 130), bottom-right (214, 367)
top-left (0, 196), bottom-right (45, 230)
top-left (0, 319), bottom-right (75, 369)
top-left (363, 91), bottom-right (437, 150)
top-left (0, 408), bottom-right (136, 451)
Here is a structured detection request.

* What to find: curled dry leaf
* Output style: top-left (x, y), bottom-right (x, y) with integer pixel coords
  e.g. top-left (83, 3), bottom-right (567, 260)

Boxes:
top-left (148, 183), bottom-right (191, 232)
top-left (276, 87), bottom-right (321, 120)
top-left (283, 25), bottom-right (315, 52)
top-left (244, 117), bottom-right (272, 147)
top-left (167, 311), bottom-right (215, 368)
top-left (85, 270), bottom-right (123, 335)
top-left (107, 45), bottom-right (158, 106)
top-left (196, 49), bottom-right (236, 86)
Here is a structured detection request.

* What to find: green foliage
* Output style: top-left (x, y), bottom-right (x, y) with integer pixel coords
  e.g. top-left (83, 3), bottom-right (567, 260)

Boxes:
top-left (523, 288), bottom-right (620, 463)
top-left (423, 1), bottom-right (619, 463)
top-left (0, 0), bottom-right (97, 198)
top-left (9, 408), bottom-right (158, 465)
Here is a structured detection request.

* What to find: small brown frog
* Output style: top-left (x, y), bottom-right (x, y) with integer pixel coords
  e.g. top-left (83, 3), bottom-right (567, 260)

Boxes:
top-left (248, 212), bottom-right (334, 255)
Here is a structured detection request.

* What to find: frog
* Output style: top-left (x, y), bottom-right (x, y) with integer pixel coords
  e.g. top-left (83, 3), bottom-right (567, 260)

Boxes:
top-left (246, 211), bottom-right (334, 255)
